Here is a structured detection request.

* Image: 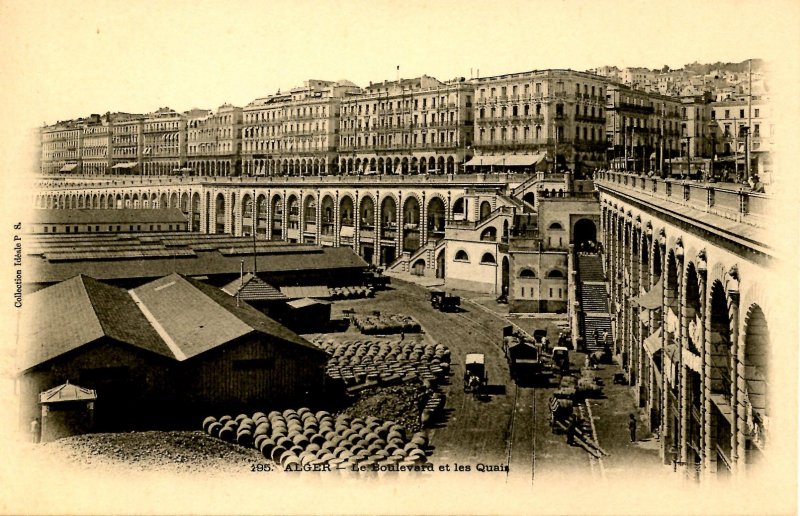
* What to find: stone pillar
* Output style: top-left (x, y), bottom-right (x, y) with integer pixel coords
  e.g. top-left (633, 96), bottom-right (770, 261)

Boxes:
top-left (629, 224), bottom-right (640, 384)
top-left (354, 190), bottom-right (361, 256)
top-left (281, 189), bottom-right (288, 241)
top-left (315, 191), bottom-right (322, 245)
top-left (677, 248), bottom-right (689, 468)
top-left (374, 191), bottom-right (382, 266)
top-left (697, 262), bottom-right (709, 478)
top-left (298, 190), bottom-right (304, 243)
top-left (396, 191), bottom-right (403, 263)
top-left (702, 273), bottom-right (716, 474)
top-left (334, 190), bottom-right (341, 247)
top-left (420, 192), bottom-right (428, 248)
top-left (265, 190), bottom-right (272, 241)
top-left (658, 240), bottom-right (670, 464)
top-left (728, 287), bottom-right (741, 470)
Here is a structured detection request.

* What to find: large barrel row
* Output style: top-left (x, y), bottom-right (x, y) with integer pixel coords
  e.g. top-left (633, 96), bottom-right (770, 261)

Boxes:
top-left (351, 313), bottom-right (422, 335)
top-left (202, 408), bottom-right (431, 472)
top-left (329, 286), bottom-right (374, 300)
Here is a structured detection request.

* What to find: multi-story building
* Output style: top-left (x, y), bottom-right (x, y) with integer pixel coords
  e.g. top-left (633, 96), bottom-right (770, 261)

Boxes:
top-left (679, 94), bottom-right (713, 166)
top-left (187, 104), bottom-right (242, 176)
top-left (80, 114), bottom-right (111, 176)
top-left (472, 70), bottom-right (608, 174)
top-left (110, 113), bottom-right (144, 174)
top-left (242, 80), bottom-right (359, 177)
top-left (709, 95), bottom-right (772, 182)
top-left (606, 83), bottom-right (683, 173)
top-left (142, 107), bottom-right (187, 176)
top-left (41, 121), bottom-right (82, 174)
top-left (338, 76), bottom-right (474, 175)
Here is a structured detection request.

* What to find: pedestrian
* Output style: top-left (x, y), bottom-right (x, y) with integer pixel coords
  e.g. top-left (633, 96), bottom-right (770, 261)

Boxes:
top-left (567, 416), bottom-right (577, 446)
top-left (629, 414), bottom-right (637, 442)
top-left (593, 328), bottom-right (600, 347)
top-left (602, 330), bottom-right (609, 348)
top-left (400, 330), bottom-right (405, 341)
top-left (30, 417), bottom-right (40, 444)
top-left (584, 355), bottom-right (591, 370)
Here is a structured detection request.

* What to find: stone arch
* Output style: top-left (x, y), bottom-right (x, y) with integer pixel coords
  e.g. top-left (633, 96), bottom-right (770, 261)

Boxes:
top-left (452, 196), bottom-right (465, 219)
top-left (170, 192), bottom-right (179, 209)
top-left (480, 226), bottom-right (497, 241)
top-left (359, 195), bottom-right (375, 227)
top-left (573, 218), bottom-right (597, 248)
top-left (241, 193), bottom-right (254, 235)
top-left (741, 302), bottom-right (770, 463)
top-left (480, 200), bottom-right (492, 220)
top-left (427, 195), bottom-right (446, 235)
top-left (547, 269), bottom-right (565, 278)
top-left (518, 267), bottom-right (536, 278)
top-left (255, 194), bottom-right (267, 237)
top-left (454, 249), bottom-right (469, 262)
top-left (480, 252), bottom-right (496, 264)
top-left (523, 191), bottom-right (535, 206)
top-left (215, 193), bottom-right (226, 234)
top-left (402, 195), bottom-right (421, 252)
top-left (191, 192), bottom-right (201, 231)
top-left (340, 194), bottom-right (355, 226)
top-left (160, 192), bottom-right (168, 209)
top-left (303, 194), bottom-right (317, 232)
top-left (411, 258), bottom-right (426, 276)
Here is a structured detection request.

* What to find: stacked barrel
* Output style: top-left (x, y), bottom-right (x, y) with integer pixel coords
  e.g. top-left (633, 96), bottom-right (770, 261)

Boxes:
top-left (203, 408), bottom-right (431, 472)
top-left (328, 286), bottom-right (374, 299)
top-left (352, 314), bottom-right (421, 335)
top-left (318, 339), bottom-right (450, 389)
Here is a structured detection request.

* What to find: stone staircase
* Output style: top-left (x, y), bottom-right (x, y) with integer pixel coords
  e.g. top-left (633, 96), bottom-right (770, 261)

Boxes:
top-left (575, 252), bottom-right (612, 351)
top-left (386, 237), bottom-right (443, 276)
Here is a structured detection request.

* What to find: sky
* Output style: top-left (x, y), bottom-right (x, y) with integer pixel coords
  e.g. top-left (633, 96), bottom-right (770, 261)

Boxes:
top-left (2, 0), bottom-right (798, 126)
top-left (0, 0), bottom-right (798, 182)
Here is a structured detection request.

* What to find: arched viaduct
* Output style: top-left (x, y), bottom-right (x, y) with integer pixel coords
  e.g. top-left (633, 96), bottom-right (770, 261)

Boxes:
top-left (596, 170), bottom-right (777, 480)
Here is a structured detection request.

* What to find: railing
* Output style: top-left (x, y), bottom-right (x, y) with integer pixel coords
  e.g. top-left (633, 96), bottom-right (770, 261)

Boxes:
top-left (595, 170), bottom-right (771, 230)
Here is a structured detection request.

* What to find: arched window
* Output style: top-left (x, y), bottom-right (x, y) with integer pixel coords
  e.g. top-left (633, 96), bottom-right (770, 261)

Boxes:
top-left (548, 222), bottom-right (564, 230)
top-left (518, 268), bottom-right (536, 278)
top-left (480, 253), bottom-right (496, 264)
top-left (547, 269), bottom-right (565, 278)
top-left (480, 227), bottom-right (497, 241)
top-left (454, 249), bottom-right (470, 262)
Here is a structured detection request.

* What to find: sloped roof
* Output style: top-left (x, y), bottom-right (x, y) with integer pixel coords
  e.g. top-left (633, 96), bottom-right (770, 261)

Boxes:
top-left (19, 275), bottom-right (172, 372)
top-left (280, 285), bottom-right (331, 299)
top-left (40, 381), bottom-right (97, 403)
top-left (286, 297), bottom-right (331, 309)
top-left (30, 209), bottom-right (187, 225)
top-left (131, 274), bottom-right (322, 359)
top-left (221, 273), bottom-right (287, 302)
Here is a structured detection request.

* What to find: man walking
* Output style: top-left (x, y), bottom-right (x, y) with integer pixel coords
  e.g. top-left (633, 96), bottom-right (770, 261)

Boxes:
top-left (30, 417), bottom-right (41, 444)
top-left (629, 414), bottom-right (637, 443)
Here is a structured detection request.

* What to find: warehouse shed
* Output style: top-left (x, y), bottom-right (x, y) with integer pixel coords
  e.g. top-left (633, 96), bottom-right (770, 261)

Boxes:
top-left (18, 273), bottom-right (329, 431)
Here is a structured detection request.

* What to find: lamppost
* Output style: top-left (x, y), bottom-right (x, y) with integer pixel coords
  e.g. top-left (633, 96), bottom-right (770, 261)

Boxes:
top-left (739, 125), bottom-right (750, 183)
top-left (707, 121), bottom-right (717, 181)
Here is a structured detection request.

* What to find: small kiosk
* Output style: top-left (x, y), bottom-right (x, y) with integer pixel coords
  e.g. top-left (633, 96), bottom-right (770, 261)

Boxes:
top-left (39, 381), bottom-right (97, 442)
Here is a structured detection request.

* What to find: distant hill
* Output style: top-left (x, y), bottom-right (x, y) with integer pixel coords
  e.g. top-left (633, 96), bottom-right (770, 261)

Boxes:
top-left (680, 59), bottom-right (764, 75)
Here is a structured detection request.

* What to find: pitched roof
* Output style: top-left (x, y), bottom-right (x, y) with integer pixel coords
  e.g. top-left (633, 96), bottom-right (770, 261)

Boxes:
top-left (130, 274), bottom-right (323, 360)
top-left (30, 209), bottom-right (188, 225)
top-left (280, 285), bottom-right (332, 299)
top-left (40, 382), bottom-right (97, 403)
top-left (221, 273), bottom-right (287, 301)
top-left (19, 275), bottom-right (172, 372)
top-left (287, 297), bottom-right (331, 309)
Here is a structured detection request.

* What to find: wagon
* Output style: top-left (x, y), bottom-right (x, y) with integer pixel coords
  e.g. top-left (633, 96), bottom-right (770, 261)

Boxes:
top-left (549, 396), bottom-right (574, 433)
top-left (431, 289), bottom-right (460, 312)
top-left (463, 353), bottom-right (487, 396)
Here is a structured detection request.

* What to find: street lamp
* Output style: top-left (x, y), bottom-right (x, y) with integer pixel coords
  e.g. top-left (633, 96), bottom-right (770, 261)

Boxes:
top-left (707, 121), bottom-right (717, 181)
top-left (739, 125), bottom-right (750, 183)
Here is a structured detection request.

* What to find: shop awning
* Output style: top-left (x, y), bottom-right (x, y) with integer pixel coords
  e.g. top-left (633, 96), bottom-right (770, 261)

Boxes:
top-left (59, 163), bottom-right (78, 172)
top-left (632, 276), bottom-right (662, 309)
top-left (112, 162), bottom-right (138, 169)
top-left (464, 156), bottom-right (499, 167)
top-left (643, 327), bottom-right (662, 357)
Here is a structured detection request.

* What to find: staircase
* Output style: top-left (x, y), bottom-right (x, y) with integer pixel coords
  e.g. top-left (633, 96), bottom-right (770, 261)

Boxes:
top-left (386, 238), bottom-right (442, 276)
top-left (575, 252), bottom-right (612, 351)
top-left (577, 254), bottom-right (605, 282)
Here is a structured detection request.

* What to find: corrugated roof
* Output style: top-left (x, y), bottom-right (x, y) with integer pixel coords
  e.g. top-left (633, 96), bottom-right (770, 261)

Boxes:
top-left (28, 238), bottom-right (368, 286)
top-left (280, 285), bottom-right (332, 299)
top-left (30, 209), bottom-right (187, 225)
top-left (19, 275), bottom-right (172, 372)
top-left (221, 273), bottom-right (287, 301)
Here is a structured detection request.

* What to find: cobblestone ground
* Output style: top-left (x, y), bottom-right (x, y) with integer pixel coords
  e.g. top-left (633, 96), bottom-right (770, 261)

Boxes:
top-left (332, 279), bottom-right (670, 483)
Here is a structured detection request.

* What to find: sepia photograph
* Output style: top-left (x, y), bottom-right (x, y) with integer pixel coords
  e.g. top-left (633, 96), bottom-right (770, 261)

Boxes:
top-left (1, 0), bottom-right (798, 514)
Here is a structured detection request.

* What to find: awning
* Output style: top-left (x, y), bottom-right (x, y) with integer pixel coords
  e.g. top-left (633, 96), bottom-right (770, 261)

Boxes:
top-left (682, 348), bottom-right (702, 373)
top-left (665, 305), bottom-right (679, 334)
top-left (465, 156), bottom-right (499, 167)
top-left (287, 297), bottom-right (331, 309)
top-left (112, 162), bottom-right (138, 169)
top-left (40, 381), bottom-right (97, 403)
top-left (502, 153), bottom-right (547, 167)
top-left (643, 327), bottom-right (662, 357)
top-left (465, 154), bottom-right (547, 167)
top-left (632, 276), bottom-right (662, 309)
top-left (639, 308), bottom-right (650, 325)
top-left (59, 163), bottom-right (78, 172)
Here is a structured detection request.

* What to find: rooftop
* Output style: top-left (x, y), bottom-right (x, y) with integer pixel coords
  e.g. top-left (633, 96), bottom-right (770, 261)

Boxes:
top-left (30, 208), bottom-right (187, 225)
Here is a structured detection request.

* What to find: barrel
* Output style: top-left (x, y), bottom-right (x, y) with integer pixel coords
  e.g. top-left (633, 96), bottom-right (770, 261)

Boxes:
top-left (202, 416), bottom-right (217, 432)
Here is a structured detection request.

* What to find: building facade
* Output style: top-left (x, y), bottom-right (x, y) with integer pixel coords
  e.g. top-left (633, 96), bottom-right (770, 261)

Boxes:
top-left (187, 104), bottom-right (242, 176)
top-left (606, 84), bottom-right (683, 173)
top-left (472, 70), bottom-right (608, 174)
top-left (142, 108), bottom-right (187, 176)
top-left (338, 76), bottom-right (474, 175)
